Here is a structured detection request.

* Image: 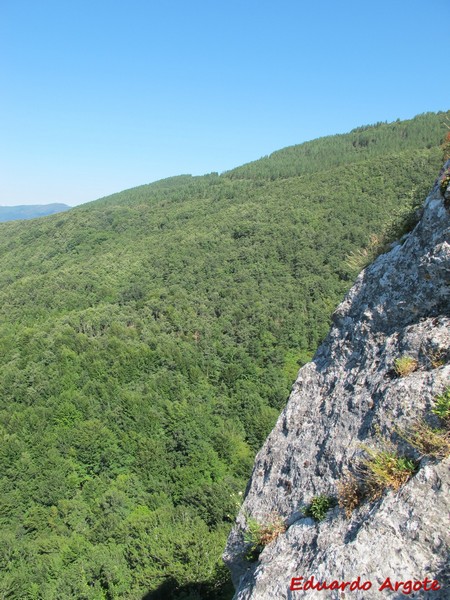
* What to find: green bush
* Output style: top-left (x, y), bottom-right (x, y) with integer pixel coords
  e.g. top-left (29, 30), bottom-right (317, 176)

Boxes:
top-left (394, 356), bottom-right (418, 377)
top-left (432, 387), bottom-right (450, 424)
top-left (361, 447), bottom-right (417, 499)
top-left (440, 169), bottom-right (450, 196)
top-left (244, 514), bottom-right (286, 561)
top-left (305, 495), bottom-right (335, 521)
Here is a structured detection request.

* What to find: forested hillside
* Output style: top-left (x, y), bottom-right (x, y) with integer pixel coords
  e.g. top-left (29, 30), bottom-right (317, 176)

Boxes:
top-left (0, 111), bottom-right (448, 599)
top-left (225, 112), bottom-right (446, 180)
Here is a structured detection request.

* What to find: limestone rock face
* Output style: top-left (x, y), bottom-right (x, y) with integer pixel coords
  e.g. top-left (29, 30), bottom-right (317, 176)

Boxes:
top-left (224, 165), bottom-right (450, 599)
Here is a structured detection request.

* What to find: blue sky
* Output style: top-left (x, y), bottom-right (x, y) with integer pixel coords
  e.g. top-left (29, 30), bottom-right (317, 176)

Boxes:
top-left (1, 0), bottom-right (449, 206)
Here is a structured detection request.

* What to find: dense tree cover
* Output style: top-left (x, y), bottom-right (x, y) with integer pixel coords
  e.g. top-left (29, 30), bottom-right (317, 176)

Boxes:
top-left (0, 112), bottom-right (448, 599)
top-left (224, 111), bottom-right (449, 180)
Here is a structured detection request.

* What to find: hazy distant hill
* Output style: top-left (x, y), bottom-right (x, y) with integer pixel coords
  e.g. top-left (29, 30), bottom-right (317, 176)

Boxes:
top-left (0, 203), bottom-right (70, 222)
top-left (0, 111), bottom-right (448, 600)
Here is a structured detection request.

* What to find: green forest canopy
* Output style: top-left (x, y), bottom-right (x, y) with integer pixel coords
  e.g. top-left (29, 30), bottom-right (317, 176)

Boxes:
top-left (0, 111), bottom-right (448, 599)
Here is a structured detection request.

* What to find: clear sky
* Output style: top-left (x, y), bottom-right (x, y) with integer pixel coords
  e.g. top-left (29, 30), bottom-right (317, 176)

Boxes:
top-left (1, 0), bottom-right (449, 206)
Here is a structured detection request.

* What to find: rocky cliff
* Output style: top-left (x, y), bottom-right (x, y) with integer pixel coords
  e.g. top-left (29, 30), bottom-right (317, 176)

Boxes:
top-left (224, 164), bottom-right (450, 599)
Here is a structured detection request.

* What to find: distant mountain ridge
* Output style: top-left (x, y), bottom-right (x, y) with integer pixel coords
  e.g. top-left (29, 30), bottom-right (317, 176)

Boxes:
top-left (0, 203), bottom-right (70, 222)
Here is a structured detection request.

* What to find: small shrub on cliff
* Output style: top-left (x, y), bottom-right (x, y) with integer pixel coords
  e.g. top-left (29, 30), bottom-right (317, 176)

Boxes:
top-left (305, 495), bottom-right (336, 521)
top-left (361, 447), bottom-right (417, 499)
top-left (244, 514), bottom-right (286, 561)
top-left (432, 387), bottom-right (450, 424)
top-left (345, 233), bottom-right (386, 272)
top-left (337, 475), bottom-right (363, 518)
top-left (440, 168), bottom-right (450, 196)
top-left (425, 348), bottom-right (447, 369)
top-left (397, 387), bottom-right (450, 460)
top-left (400, 419), bottom-right (450, 459)
top-left (442, 131), bottom-right (450, 161)
top-left (394, 356), bottom-right (418, 377)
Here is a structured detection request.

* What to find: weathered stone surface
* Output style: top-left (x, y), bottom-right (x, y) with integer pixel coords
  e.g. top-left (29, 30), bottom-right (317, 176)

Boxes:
top-left (224, 165), bottom-right (450, 599)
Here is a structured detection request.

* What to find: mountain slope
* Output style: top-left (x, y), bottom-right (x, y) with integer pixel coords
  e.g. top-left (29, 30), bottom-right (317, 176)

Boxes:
top-left (224, 164), bottom-right (450, 599)
top-left (224, 111), bottom-right (448, 180)
top-left (0, 112), bottom-right (448, 599)
top-left (0, 203), bottom-right (70, 222)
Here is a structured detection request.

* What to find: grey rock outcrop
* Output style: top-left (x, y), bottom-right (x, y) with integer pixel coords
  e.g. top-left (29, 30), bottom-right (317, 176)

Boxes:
top-left (224, 165), bottom-right (450, 599)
